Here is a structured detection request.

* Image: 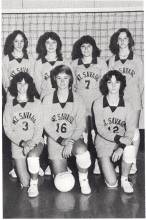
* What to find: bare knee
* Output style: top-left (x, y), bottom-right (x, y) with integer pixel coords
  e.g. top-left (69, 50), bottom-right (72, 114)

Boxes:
top-left (72, 139), bottom-right (87, 155)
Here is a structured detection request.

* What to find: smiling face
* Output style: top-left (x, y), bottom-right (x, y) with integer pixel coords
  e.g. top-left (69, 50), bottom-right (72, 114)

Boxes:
top-left (45, 38), bottom-right (57, 53)
top-left (80, 43), bottom-right (93, 57)
top-left (17, 78), bottom-right (28, 96)
top-left (107, 75), bottom-right (121, 95)
top-left (13, 34), bottom-right (25, 53)
top-left (56, 72), bottom-right (71, 90)
top-left (117, 32), bottom-right (129, 49)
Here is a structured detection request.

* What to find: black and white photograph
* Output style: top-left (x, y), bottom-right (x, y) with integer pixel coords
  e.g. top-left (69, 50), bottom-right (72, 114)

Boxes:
top-left (2, 0), bottom-right (145, 218)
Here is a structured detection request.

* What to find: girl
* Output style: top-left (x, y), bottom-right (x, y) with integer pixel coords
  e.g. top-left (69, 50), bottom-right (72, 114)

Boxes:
top-left (2, 30), bottom-right (38, 178)
top-left (71, 35), bottom-right (108, 174)
top-left (42, 65), bottom-right (91, 195)
top-left (3, 72), bottom-right (44, 198)
top-left (93, 70), bottom-right (137, 193)
top-left (34, 31), bottom-right (67, 100)
top-left (3, 30), bottom-right (34, 94)
top-left (108, 28), bottom-right (144, 174)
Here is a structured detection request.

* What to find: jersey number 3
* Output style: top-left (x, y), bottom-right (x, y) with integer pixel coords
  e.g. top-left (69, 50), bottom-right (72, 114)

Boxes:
top-left (22, 121), bottom-right (29, 131)
top-left (56, 123), bottom-right (67, 133)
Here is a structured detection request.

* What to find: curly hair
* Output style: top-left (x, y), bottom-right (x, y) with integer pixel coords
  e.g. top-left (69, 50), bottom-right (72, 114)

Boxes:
top-left (9, 72), bottom-right (39, 100)
top-left (36, 31), bottom-right (63, 60)
top-left (51, 65), bottom-right (73, 89)
top-left (3, 30), bottom-right (28, 56)
top-left (71, 35), bottom-right (101, 60)
top-left (109, 28), bottom-right (134, 55)
top-left (99, 70), bottom-right (126, 96)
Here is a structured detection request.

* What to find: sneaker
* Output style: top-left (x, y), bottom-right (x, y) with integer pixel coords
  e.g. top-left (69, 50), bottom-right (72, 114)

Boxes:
top-left (44, 165), bottom-right (51, 175)
top-left (28, 184), bottom-right (39, 198)
top-left (93, 159), bottom-right (101, 174)
top-left (80, 178), bottom-right (91, 195)
top-left (9, 169), bottom-right (17, 178)
top-left (105, 180), bottom-right (118, 188)
top-left (121, 179), bottom-right (134, 193)
top-left (39, 167), bottom-right (44, 176)
top-left (130, 164), bottom-right (137, 174)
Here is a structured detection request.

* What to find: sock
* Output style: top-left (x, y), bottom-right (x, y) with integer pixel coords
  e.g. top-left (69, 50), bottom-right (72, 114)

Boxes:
top-left (121, 176), bottom-right (128, 182)
top-left (30, 178), bottom-right (38, 185)
top-left (78, 172), bottom-right (88, 181)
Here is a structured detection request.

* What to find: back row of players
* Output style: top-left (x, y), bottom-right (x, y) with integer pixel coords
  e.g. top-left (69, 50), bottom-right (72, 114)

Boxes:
top-left (3, 29), bottom-right (143, 198)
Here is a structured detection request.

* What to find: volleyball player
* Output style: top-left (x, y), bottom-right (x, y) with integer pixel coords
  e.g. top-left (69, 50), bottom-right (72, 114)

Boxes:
top-left (71, 35), bottom-right (108, 174)
top-left (2, 30), bottom-right (42, 178)
top-left (108, 28), bottom-right (143, 174)
top-left (3, 72), bottom-right (44, 198)
top-left (93, 70), bottom-right (137, 193)
top-left (42, 65), bottom-right (91, 195)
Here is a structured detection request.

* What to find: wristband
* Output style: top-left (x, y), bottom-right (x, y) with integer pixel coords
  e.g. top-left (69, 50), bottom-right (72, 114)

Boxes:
top-left (118, 143), bottom-right (126, 149)
top-left (114, 135), bottom-right (122, 144)
top-left (56, 136), bottom-right (64, 145)
top-left (19, 140), bottom-right (25, 148)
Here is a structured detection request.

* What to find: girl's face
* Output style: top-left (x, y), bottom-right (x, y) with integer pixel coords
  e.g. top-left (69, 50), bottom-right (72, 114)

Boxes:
top-left (13, 34), bottom-right (24, 52)
top-left (117, 32), bottom-right (129, 49)
top-left (45, 38), bottom-right (57, 53)
top-left (17, 79), bottom-right (28, 96)
top-left (107, 75), bottom-right (120, 95)
top-left (56, 72), bottom-right (70, 90)
top-left (81, 43), bottom-right (93, 57)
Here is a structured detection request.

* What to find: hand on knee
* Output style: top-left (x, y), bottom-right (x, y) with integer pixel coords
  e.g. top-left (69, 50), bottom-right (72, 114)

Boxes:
top-left (27, 157), bottom-right (40, 174)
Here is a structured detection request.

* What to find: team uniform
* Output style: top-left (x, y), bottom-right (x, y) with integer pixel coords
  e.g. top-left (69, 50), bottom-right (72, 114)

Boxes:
top-left (3, 98), bottom-right (43, 159)
top-left (108, 52), bottom-right (144, 111)
top-left (71, 57), bottom-right (108, 115)
top-left (42, 90), bottom-right (86, 160)
top-left (2, 54), bottom-right (34, 92)
top-left (34, 58), bottom-right (69, 99)
top-left (93, 95), bottom-right (136, 158)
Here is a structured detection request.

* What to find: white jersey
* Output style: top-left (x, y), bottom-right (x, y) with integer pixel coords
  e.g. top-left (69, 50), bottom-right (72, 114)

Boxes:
top-left (71, 57), bottom-right (108, 115)
top-left (2, 54), bottom-right (34, 92)
top-left (42, 90), bottom-right (86, 143)
top-left (108, 52), bottom-right (144, 110)
top-left (34, 58), bottom-right (70, 99)
top-left (3, 98), bottom-right (43, 147)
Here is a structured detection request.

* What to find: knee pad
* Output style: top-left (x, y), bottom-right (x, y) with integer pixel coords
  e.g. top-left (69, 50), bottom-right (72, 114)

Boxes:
top-left (27, 157), bottom-right (40, 174)
top-left (133, 128), bottom-right (140, 142)
top-left (54, 171), bottom-right (75, 192)
top-left (76, 151), bottom-right (91, 169)
top-left (123, 145), bottom-right (136, 164)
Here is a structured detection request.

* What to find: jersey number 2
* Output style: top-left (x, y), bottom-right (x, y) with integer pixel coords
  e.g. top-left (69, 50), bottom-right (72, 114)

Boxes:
top-left (56, 123), bottom-right (67, 133)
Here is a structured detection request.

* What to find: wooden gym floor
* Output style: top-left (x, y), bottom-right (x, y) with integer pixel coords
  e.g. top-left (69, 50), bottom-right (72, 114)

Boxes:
top-left (3, 130), bottom-right (145, 218)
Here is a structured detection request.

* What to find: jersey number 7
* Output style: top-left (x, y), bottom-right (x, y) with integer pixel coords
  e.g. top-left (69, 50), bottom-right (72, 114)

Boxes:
top-left (85, 80), bottom-right (90, 89)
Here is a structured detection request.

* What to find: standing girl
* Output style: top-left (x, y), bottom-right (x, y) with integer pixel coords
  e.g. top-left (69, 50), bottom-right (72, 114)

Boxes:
top-left (71, 35), bottom-right (108, 173)
top-left (34, 31), bottom-right (66, 100)
top-left (3, 72), bottom-right (44, 198)
top-left (108, 28), bottom-right (143, 174)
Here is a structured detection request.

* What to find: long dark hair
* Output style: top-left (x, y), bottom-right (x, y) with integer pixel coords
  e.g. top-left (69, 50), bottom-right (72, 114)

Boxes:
top-left (9, 72), bottom-right (39, 100)
top-left (109, 28), bottom-right (134, 55)
top-left (3, 30), bottom-right (28, 56)
top-left (71, 35), bottom-right (101, 60)
top-left (36, 31), bottom-right (63, 60)
top-left (100, 70), bottom-right (126, 96)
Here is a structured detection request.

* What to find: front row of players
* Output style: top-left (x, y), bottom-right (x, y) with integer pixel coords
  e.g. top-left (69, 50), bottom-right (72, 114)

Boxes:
top-left (3, 65), bottom-right (137, 198)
